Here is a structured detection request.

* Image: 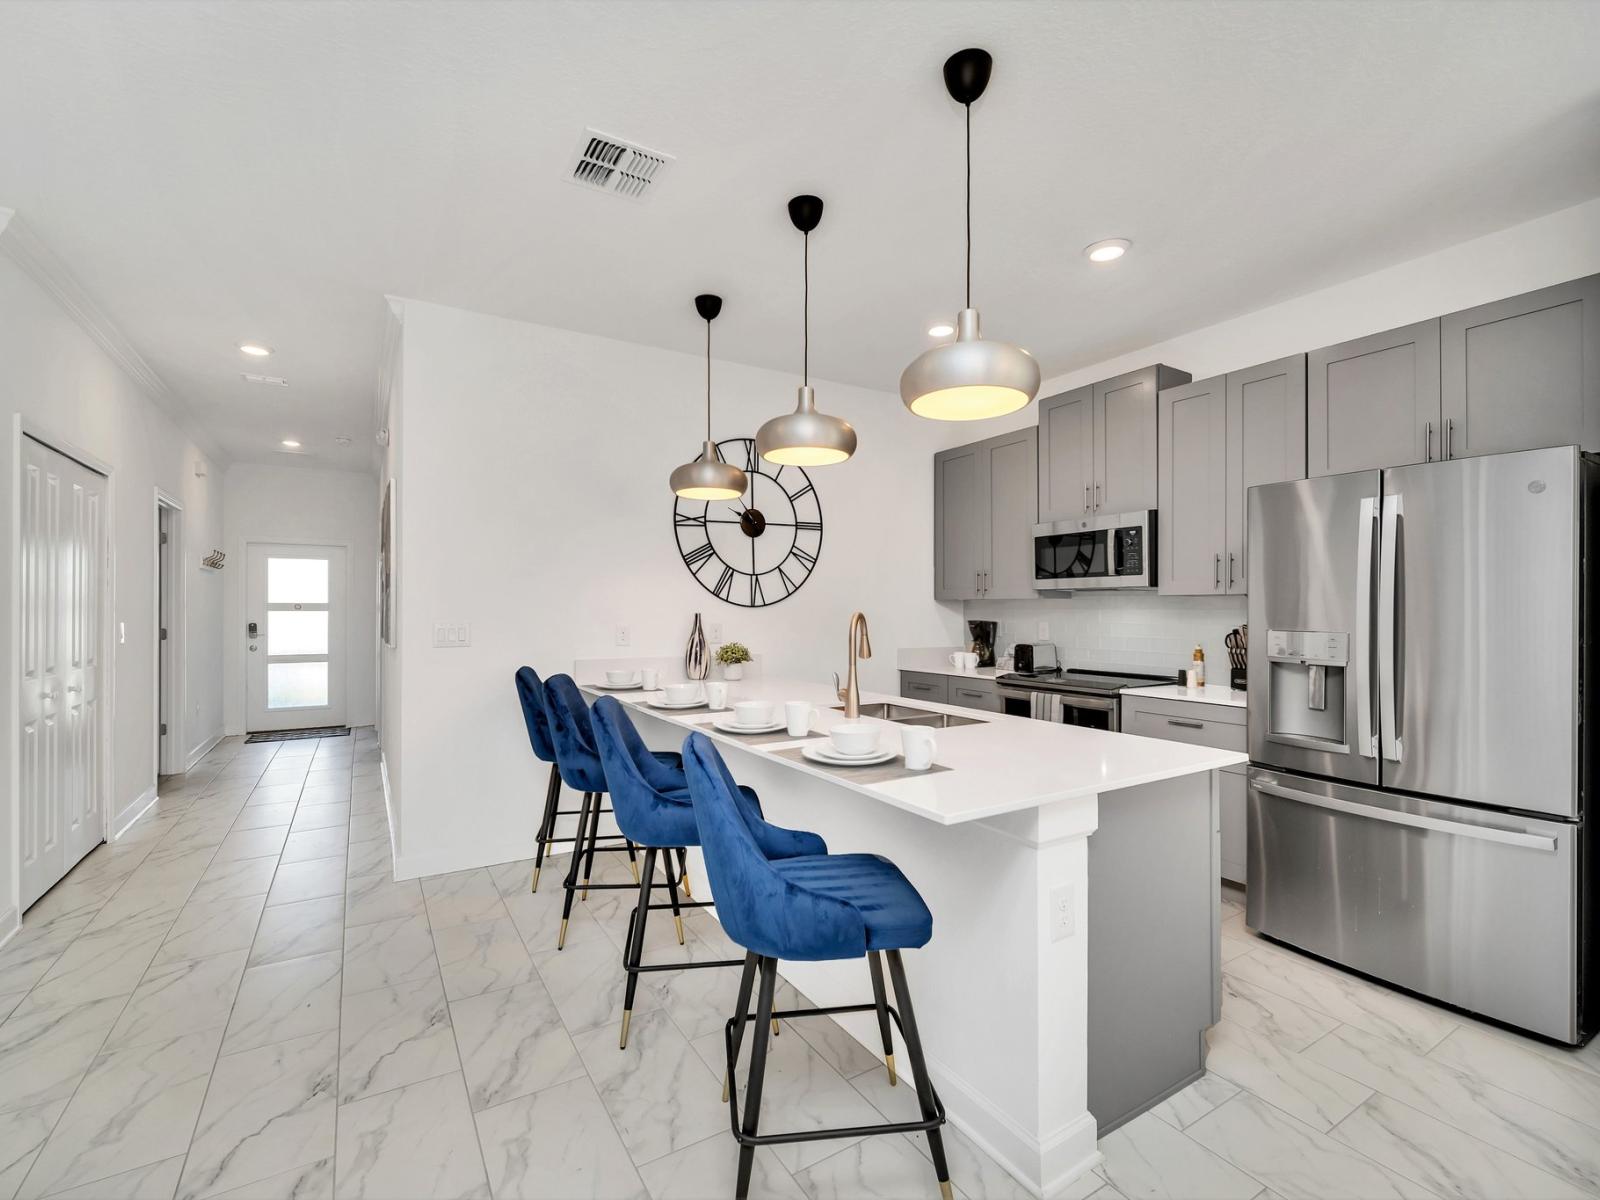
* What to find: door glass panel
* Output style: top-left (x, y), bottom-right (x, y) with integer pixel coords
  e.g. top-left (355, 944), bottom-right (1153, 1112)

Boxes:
top-left (267, 610), bottom-right (328, 656)
top-left (268, 557), bottom-right (329, 604)
top-left (267, 662), bottom-right (329, 709)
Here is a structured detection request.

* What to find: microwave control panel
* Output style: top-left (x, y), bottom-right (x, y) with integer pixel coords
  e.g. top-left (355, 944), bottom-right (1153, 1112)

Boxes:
top-left (1113, 528), bottom-right (1144, 576)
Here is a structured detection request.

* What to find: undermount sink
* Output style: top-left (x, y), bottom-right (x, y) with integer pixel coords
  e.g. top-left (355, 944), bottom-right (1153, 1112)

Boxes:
top-left (831, 701), bottom-right (986, 729)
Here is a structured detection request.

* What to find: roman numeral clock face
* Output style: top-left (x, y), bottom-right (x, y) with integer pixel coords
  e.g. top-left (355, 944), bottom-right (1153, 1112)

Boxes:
top-left (673, 438), bottom-right (823, 607)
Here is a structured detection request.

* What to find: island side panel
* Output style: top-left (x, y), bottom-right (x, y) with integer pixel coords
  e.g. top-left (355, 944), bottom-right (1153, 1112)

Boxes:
top-left (1086, 770), bottom-right (1219, 1133)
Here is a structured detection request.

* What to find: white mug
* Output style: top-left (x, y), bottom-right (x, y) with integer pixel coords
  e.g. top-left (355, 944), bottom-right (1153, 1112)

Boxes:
top-left (784, 700), bottom-right (812, 737)
top-left (948, 651), bottom-right (979, 671)
top-left (901, 726), bottom-right (938, 770)
top-left (705, 681), bottom-right (729, 709)
top-left (641, 668), bottom-right (659, 691)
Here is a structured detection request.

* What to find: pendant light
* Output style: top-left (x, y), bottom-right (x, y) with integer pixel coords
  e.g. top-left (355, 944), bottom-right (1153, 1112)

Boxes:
top-left (669, 294), bottom-right (749, 500)
top-left (755, 195), bottom-right (858, 466)
top-left (900, 48), bottom-right (1040, 421)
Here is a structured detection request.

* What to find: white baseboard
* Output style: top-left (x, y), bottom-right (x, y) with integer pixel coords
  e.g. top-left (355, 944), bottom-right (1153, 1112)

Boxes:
top-left (0, 907), bottom-right (19, 952)
top-left (112, 784), bottom-right (159, 840)
top-left (185, 730), bottom-right (224, 772)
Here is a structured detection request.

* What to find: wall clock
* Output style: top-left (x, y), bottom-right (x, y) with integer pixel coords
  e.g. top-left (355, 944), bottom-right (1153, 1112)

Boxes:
top-left (673, 437), bottom-right (823, 607)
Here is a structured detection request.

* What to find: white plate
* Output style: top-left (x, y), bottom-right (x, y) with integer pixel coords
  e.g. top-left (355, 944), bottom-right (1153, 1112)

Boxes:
top-left (595, 680), bottom-right (643, 691)
top-left (647, 697), bottom-right (708, 711)
top-left (711, 717), bottom-right (787, 735)
top-left (802, 742), bottom-right (897, 768)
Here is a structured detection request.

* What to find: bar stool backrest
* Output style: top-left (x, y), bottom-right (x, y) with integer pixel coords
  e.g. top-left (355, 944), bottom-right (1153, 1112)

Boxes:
top-left (591, 696), bottom-right (692, 844)
top-left (514, 666), bottom-right (557, 763)
top-left (542, 674), bottom-right (608, 793)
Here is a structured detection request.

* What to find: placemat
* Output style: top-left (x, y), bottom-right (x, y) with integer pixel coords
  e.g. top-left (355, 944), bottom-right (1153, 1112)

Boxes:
top-left (710, 727), bottom-right (827, 747)
top-left (768, 745), bottom-right (954, 784)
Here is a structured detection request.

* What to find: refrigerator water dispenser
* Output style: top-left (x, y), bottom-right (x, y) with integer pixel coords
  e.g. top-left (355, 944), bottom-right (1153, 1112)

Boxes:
top-left (1266, 630), bottom-right (1349, 747)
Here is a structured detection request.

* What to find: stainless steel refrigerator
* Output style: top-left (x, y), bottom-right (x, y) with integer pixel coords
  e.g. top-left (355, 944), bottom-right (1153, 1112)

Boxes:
top-left (1246, 444), bottom-right (1596, 1044)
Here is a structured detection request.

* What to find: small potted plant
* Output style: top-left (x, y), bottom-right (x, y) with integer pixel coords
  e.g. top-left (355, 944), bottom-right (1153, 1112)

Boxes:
top-left (716, 641), bottom-right (752, 680)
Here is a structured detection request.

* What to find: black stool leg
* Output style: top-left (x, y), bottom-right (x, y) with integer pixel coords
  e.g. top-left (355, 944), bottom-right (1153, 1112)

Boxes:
top-left (557, 791), bottom-right (592, 949)
top-left (724, 952), bottom-right (759, 1102)
top-left (620, 847), bottom-right (657, 1049)
top-left (580, 791), bottom-right (604, 901)
top-left (867, 951), bottom-right (898, 1086)
top-left (531, 764), bottom-right (561, 893)
top-left (736, 956), bottom-right (777, 1200)
top-left (660, 850), bottom-right (686, 946)
top-left (627, 842), bottom-right (640, 883)
top-left (886, 950), bottom-right (951, 1200)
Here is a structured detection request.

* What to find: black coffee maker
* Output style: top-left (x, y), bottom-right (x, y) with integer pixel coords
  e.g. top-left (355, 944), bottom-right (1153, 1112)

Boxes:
top-left (967, 620), bottom-right (998, 668)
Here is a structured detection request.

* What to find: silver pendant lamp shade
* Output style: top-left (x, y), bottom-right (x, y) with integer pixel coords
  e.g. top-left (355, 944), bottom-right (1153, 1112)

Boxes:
top-left (756, 195), bottom-right (858, 467)
top-left (901, 49), bottom-right (1040, 421)
top-left (670, 294), bottom-right (750, 501)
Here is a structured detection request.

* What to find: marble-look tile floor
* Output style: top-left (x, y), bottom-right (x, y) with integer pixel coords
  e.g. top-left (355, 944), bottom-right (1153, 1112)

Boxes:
top-left (1, 733), bottom-right (1597, 1199)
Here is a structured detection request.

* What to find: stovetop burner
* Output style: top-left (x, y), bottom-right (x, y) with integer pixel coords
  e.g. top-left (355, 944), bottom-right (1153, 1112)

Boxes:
top-left (997, 667), bottom-right (1182, 694)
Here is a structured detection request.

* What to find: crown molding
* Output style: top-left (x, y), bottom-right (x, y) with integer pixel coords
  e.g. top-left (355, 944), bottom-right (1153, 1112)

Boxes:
top-left (0, 207), bottom-right (229, 467)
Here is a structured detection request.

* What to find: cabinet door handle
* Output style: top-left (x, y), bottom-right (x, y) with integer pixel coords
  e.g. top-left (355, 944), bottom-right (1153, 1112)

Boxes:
top-left (1446, 418), bottom-right (1455, 460)
top-left (1215, 554), bottom-right (1221, 588)
top-left (1228, 553), bottom-right (1236, 588)
top-left (1167, 718), bottom-right (1205, 729)
top-left (1084, 483), bottom-right (1090, 512)
top-left (1095, 482), bottom-right (1101, 510)
top-left (1425, 421), bottom-right (1433, 462)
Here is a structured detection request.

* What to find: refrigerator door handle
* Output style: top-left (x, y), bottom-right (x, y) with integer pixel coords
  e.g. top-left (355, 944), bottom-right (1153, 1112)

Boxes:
top-left (1378, 492), bottom-right (1404, 761)
top-left (1355, 496), bottom-right (1378, 757)
top-left (1253, 780), bottom-right (1558, 853)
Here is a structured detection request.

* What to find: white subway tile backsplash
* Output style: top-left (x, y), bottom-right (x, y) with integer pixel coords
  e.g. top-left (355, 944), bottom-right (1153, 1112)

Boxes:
top-left (964, 593), bottom-right (1247, 681)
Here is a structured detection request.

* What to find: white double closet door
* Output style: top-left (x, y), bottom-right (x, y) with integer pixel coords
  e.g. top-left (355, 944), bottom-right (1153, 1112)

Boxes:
top-left (19, 436), bottom-right (107, 911)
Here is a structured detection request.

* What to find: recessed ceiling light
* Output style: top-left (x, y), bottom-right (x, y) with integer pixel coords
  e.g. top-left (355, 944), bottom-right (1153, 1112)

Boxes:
top-left (928, 323), bottom-right (955, 338)
top-left (238, 342), bottom-right (273, 357)
top-left (1084, 238), bottom-right (1131, 264)
top-left (280, 439), bottom-right (301, 449)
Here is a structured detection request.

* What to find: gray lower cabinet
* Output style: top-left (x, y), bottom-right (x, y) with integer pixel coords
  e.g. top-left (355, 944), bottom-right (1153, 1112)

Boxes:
top-left (899, 671), bottom-right (949, 704)
top-left (947, 677), bottom-right (1000, 712)
top-left (1158, 355), bottom-right (1305, 596)
top-left (1441, 274), bottom-right (1600, 459)
top-left (933, 426), bottom-right (1038, 601)
top-left (1308, 319), bottom-right (1440, 476)
top-left (1121, 692), bottom-right (1248, 883)
top-left (1038, 385), bottom-right (1094, 522)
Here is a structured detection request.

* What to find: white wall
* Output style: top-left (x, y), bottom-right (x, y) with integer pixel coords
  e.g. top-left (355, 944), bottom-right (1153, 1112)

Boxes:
top-left (959, 196), bottom-right (1600, 671)
top-left (0, 217), bottom-right (225, 928)
top-left (389, 298), bottom-right (964, 876)
top-left (377, 301), bottom-right (404, 842)
top-left (223, 462), bottom-right (379, 733)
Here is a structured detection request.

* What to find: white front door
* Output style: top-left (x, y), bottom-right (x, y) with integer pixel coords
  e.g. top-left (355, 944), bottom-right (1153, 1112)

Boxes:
top-left (245, 543), bottom-right (347, 732)
top-left (20, 436), bottom-right (107, 911)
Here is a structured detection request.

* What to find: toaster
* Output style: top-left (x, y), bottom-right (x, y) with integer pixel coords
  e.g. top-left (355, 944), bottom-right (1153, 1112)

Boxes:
top-left (1013, 642), bottom-right (1059, 674)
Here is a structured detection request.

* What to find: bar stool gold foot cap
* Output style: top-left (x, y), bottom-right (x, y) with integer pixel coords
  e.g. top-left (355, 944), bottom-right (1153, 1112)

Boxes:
top-left (530, 866), bottom-right (541, 893)
top-left (619, 1009), bottom-right (631, 1049)
top-left (557, 919), bottom-right (568, 950)
top-left (939, 1181), bottom-right (954, 1200)
top-left (674, 916), bottom-right (685, 945)
top-left (886, 1053), bottom-right (897, 1086)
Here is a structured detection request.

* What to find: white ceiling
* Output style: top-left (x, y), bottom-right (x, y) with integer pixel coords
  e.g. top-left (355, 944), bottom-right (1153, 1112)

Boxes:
top-left (1, 0), bottom-right (1597, 470)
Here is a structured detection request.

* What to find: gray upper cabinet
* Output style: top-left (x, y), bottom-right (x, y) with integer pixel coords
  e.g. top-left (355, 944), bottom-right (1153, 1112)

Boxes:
top-left (1308, 319), bottom-right (1440, 476)
top-left (1226, 354), bottom-right (1306, 592)
top-left (1158, 376), bottom-right (1228, 595)
top-left (1441, 274), bottom-right (1600, 459)
top-left (1158, 355), bottom-right (1306, 597)
top-left (1038, 386), bottom-right (1093, 522)
top-left (933, 426), bottom-right (1038, 601)
top-left (1095, 366), bottom-right (1191, 514)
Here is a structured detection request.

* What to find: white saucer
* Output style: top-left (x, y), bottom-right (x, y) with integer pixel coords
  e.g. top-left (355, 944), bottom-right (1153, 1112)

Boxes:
top-left (596, 680), bottom-right (643, 691)
top-left (802, 742), bottom-right (896, 768)
top-left (647, 697), bottom-right (708, 711)
top-left (711, 717), bottom-right (786, 735)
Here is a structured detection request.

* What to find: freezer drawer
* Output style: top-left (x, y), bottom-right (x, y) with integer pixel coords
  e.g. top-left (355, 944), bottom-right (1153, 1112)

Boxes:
top-left (1246, 768), bottom-right (1583, 1042)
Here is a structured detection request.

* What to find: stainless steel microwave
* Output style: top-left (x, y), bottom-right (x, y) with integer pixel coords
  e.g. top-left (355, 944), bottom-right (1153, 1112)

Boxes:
top-left (1032, 510), bottom-right (1157, 591)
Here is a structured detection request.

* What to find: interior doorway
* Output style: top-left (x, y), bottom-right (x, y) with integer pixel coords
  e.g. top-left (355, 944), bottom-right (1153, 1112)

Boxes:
top-left (156, 494), bottom-right (183, 775)
top-left (19, 434), bottom-right (109, 911)
top-left (245, 542), bottom-right (348, 732)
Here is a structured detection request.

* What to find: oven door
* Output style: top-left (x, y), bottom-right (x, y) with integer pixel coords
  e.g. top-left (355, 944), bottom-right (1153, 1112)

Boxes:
top-left (998, 688), bottom-right (1120, 731)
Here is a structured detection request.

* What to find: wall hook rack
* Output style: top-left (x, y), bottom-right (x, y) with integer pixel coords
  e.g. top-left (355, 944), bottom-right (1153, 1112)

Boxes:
top-left (201, 550), bottom-right (226, 570)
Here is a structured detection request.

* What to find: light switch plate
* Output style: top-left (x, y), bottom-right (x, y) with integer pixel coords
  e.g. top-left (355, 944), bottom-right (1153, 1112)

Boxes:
top-left (708, 622), bottom-right (723, 643)
top-left (432, 622), bottom-right (471, 648)
top-left (1037, 621), bottom-right (1050, 640)
top-left (615, 624), bottom-right (631, 646)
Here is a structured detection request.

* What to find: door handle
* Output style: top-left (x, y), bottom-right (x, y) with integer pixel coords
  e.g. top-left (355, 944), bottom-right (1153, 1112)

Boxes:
top-left (1094, 482), bottom-right (1101, 510)
top-left (1214, 554), bottom-right (1221, 588)
top-left (1354, 496), bottom-right (1377, 757)
top-left (1446, 418), bottom-right (1455, 460)
top-left (1425, 421), bottom-right (1433, 462)
top-left (1377, 493), bottom-right (1403, 761)
top-left (1227, 553), bottom-right (1236, 588)
top-left (1253, 779), bottom-right (1556, 852)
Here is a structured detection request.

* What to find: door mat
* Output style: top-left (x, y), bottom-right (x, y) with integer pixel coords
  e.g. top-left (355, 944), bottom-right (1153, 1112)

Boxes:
top-left (246, 726), bottom-right (351, 743)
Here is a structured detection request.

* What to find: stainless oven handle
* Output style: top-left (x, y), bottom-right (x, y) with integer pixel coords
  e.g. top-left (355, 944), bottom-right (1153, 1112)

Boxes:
top-left (1253, 780), bottom-right (1556, 853)
top-left (1058, 694), bottom-right (1118, 713)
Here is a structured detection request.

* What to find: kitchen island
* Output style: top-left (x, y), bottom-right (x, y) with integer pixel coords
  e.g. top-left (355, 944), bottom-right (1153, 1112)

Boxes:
top-left (578, 674), bottom-right (1246, 1199)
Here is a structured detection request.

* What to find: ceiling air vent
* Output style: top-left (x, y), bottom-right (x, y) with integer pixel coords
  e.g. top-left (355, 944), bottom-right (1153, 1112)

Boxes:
top-left (568, 129), bottom-right (673, 200)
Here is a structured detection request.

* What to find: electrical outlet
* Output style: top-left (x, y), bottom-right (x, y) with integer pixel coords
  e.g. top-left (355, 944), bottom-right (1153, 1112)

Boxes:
top-left (432, 622), bottom-right (471, 648)
top-left (1049, 883), bottom-right (1075, 942)
top-left (1037, 620), bottom-right (1050, 640)
top-left (708, 622), bottom-right (723, 643)
top-left (615, 624), bottom-right (631, 646)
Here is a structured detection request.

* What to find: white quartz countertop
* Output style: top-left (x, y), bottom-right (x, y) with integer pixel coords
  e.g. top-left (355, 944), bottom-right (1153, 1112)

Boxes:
top-left (1122, 683), bottom-right (1248, 709)
top-left (900, 665), bottom-right (1003, 682)
top-left (579, 676), bottom-right (1246, 826)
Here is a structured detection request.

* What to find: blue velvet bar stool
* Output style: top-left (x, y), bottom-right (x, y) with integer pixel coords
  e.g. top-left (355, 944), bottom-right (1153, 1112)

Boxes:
top-left (541, 674), bottom-right (663, 948)
top-left (591, 696), bottom-right (825, 1049)
top-left (513, 667), bottom-right (592, 894)
top-left (682, 732), bottom-right (951, 1200)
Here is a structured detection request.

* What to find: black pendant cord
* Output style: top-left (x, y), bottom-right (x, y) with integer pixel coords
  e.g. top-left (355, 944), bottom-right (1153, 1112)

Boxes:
top-left (802, 231), bottom-right (810, 387)
top-left (964, 102), bottom-right (972, 310)
top-left (705, 320), bottom-right (713, 448)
